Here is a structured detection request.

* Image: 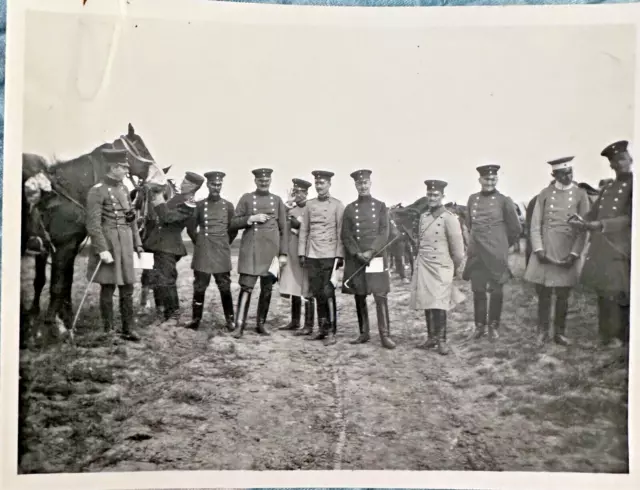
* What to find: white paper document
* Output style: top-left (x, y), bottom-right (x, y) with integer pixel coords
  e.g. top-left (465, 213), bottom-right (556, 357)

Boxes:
top-left (133, 252), bottom-right (154, 270)
top-left (365, 257), bottom-right (384, 273)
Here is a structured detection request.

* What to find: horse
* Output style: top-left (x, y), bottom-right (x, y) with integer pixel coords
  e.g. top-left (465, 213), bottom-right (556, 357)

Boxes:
top-left (21, 123), bottom-right (169, 343)
top-left (523, 181), bottom-right (601, 267)
top-left (388, 203), bottom-right (418, 281)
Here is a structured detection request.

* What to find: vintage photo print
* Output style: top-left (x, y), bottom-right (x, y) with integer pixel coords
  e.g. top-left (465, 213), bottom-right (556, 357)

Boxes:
top-left (1, 0), bottom-right (639, 489)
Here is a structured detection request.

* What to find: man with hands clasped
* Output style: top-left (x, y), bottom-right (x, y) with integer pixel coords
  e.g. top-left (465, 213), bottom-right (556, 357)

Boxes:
top-left (85, 148), bottom-right (144, 341)
top-left (523, 157), bottom-right (590, 346)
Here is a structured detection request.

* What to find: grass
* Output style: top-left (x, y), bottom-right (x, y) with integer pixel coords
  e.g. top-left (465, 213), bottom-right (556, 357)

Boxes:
top-left (17, 242), bottom-right (629, 473)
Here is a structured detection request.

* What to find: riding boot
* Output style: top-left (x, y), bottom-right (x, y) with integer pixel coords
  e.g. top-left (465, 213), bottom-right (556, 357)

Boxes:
top-left (100, 286), bottom-right (115, 334)
top-left (164, 286), bottom-right (180, 321)
top-left (350, 295), bottom-right (370, 344)
top-left (374, 296), bottom-right (396, 350)
top-left (310, 296), bottom-right (328, 340)
top-left (418, 310), bottom-right (438, 349)
top-left (220, 289), bottom-right (236, 331)
top-left (119, 287), bottom-right (140, 342)
top-left (296, 298), bottom-right (315, 336)
top-left (436, 310), bottom-right (449, 356)
top-left (186, 292), bottom-right (205, 330)
top-left (536, 287), bottom-right (552, 344)
top-left (488, 289), bottom-right (503, 341)
top-left (323, 295), bottom-right (338, 346)
top-left (153, 287), bottom-right (165, 318)
top-left (255, 286), bottom-right (272, 336)
top-left (231, 290), bottom-right (252, 339)
top-left (280, 296), bottom-right (302, 330)
top-left (619, 302), bottom-right (630, 344)
top-left (472, 292), bottom-right (487, 339)
top-left (553, 288), bottom-right (571, 346)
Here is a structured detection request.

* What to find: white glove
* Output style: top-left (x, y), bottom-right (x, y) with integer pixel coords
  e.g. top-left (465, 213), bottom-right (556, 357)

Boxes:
top-left (99, 251), bottom-right (114, 264)
top-left (278, 255), bottom-right (288, 267)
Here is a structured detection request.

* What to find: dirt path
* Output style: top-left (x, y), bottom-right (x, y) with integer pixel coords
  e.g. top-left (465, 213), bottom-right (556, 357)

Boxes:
top-left (18, 252), bottom-right (629, 473)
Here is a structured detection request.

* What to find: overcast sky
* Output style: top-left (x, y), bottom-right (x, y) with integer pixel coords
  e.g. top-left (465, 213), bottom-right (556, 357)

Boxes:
top-left (22, 12), bottom-right (635, 207)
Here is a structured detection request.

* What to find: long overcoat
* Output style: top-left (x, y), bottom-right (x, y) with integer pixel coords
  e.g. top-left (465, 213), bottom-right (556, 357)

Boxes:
top-left (231, 191), bottom-right (288, 276)
top-left (341, 195), bottom-right (391, 296)
top-left (187, 196), bottom-right (237, 275)
top-left (279, 204), bottom-right (310, 297)
top-left (523, 183), bottom-right (590, 287)
top-left (462, 190), bottom-right (522, 289)
top-left (580, 173), bottom-right (633, 297)
top-left (86, 177), bottom-right (142, 285)
top-left (409, 207), bottom-right (466, 310)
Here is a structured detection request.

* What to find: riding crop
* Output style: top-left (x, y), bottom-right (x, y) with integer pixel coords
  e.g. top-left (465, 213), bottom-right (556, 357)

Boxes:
top-left (69, 257), bottom-right (103, 344)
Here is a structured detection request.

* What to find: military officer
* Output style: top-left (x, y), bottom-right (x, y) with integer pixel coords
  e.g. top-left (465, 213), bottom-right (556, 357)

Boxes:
top-left (341, 169), bottom-right (395, 350)
top-left (409, 180), bottom-right (466, 355)
top-left (571, 140), bottom-right (633, 346)
top-left (185, 171), bottom-right (238, 330)
top-left (298, 170), bottom-right (345, 345)
top-left (462, 164), bottom-right (522, 340)
top-left (147, 171), bottom-right (204, 322)
top-left (85, 148), bottom-right (144, 341)
top-left (230, 168), bottom-right (288, 338)
top-left (279, 178), bottom-right (316, 333)
top-left (524, 157), bottom-right (590, 345)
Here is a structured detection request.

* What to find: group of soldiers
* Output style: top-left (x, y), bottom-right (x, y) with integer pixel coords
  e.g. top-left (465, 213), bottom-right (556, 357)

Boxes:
top-left (85, 140), bottom-right (632, 353)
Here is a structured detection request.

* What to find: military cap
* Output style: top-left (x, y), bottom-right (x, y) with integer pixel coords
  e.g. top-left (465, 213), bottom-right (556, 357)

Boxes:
top-left (102, 148), bottom-right (129, 167)
top-left (476, 164), bottom-right (500, 176)
top-left (184, 171), bottom-right (205, 186)
top-left (547, 156), bottom-right (574, 171)
top-left (424, 179), bottom-right (448, 192)
top-left (252, 168), bottom-right (273, 178)
top-left (204, 171), bottom-right (226, 183)
top-left (311, 170), bottom-right (335, 180)
top-left (292, 178), bottom-right (312, 190)
top-left (601, 140), bottom-right (629, 160)
top-left (350, 169), bottom-right (372, 182)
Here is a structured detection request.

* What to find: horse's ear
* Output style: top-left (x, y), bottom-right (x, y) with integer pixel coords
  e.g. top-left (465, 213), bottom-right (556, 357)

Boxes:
top-left (128, 123), bottom-right (135, 137)
top-left (163, 165), bottom-right (172, 174)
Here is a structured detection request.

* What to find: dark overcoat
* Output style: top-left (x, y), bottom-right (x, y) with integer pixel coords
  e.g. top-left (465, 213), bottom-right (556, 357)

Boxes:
top-left (341, 195), bottom-right (391, 296)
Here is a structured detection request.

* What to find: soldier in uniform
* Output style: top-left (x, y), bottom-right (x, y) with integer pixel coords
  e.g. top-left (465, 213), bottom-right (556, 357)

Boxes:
top-left (230, 168), bottom-right (288, 338)
top-left (147, 171), bottom-right (204, 322)
top-left (570, 140), bottom-right (633, 346)
top-left (85, 148), bottom-right (144, 341)
top-left (185, 171), bottom-right (238, 330)
top-left (463, 164), bottom-right (522, 340)
top-left (409, 180), bottom-right (466, 355)
top-left (523, 157), bottom-right (590, 346)
top-left (341, 169), bottom-right (396, 350)
top-left (298, 170), bottom-right (345, 345)
top-left (278, 178), bottom-right (316, 333)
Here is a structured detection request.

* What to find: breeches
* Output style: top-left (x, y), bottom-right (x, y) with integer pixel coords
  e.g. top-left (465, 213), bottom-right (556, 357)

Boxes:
top-left (239, 273), bottom-right (276, 293)
top-left (305, 258), bottom-right (336, 298)
top-left (151, 252), bottom-right (180, 288)
top-left (193, 271), bottom-right (232, 295)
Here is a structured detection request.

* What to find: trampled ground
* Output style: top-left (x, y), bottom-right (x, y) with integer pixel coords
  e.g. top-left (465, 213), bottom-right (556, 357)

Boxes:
top-left (17, 244), bottom-right (629, 473)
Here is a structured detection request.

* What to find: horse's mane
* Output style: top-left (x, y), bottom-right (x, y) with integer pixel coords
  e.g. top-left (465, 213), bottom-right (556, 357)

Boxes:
top-left (48, 142), bottom-right (112, 170)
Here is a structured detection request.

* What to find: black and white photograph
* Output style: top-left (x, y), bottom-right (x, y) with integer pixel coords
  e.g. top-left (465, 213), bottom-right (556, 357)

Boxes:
top-left (1, 1), bottom-right (639, 489)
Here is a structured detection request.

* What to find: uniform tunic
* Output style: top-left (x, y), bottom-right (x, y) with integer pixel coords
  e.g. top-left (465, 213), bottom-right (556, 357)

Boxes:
top-left (410, 207), bottom-right (466, 310)
top-left (580, 173), bottom-right (633, 296)
top-left (523, 182), bottom-right (590, 287)
top-left (86, 176), bottom-right (142, 285)
top-left (341, 195), bottom-right (391, 296)
top-left (231, 191), bottom-right (288, 276)
top-left (187, 196), bottom-right (237, 274)
top-left (144, 193), bottom-right (195, 257)
top-left (279, 204), bottom-right (310, 297)
top-left (298, 196), bottom-right (345, 259)
top-left (462, 191), bottom-right (522, 289)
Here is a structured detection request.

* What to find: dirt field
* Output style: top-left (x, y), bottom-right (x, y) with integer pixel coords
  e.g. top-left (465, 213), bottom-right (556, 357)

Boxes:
top-left (17, 243), bottom-right (629, 473)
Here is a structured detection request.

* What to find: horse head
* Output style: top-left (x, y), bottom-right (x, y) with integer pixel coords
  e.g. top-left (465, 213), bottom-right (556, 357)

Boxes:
top-left (112, 123), bottom-right (167, 190)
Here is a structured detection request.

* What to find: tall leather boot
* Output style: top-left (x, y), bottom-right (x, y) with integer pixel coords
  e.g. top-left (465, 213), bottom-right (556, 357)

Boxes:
top-left (164, 286), bottom-right (180, 321)
top-left (418, 310), bottom-right (438, 349)
top-left (597, 296), bottom-right (614, 346)
top-left (488, 288), bottom-right (503, 341)
top-left (296, 298), bottom-right (315, 336)
top-left (100, 285), bottom-right (115, 334)
top-left (310, 296), bottom-right (329, 341)
top-left (119, 286), bottom-right (140, 342)
top-left (280, 296), bottom-right (302, 330)
top-left (231, 290), bottom-right (252, 339)
top-left (323, 295), bottom-right (338, 346)
top-left (536, 287), bottom-right (552, 344)
top-left (220, 289), bottom-right (235, 331)
top-left (553, 288), bottom-right (571, 346)
top-left (619, 302), bottom-right (630, 344)
top-left (374, 296), bottom-right (396, 349)
top-left (186, 292), bottom-right (205, 330)
top-left (349, 295), bottom-right (370, 344)
top-left (256, 287), bottom-right (272, 336)
top-left (435, 310), bottom-right (449, 355)
top-left (473, 292), bottom-right (487, 339)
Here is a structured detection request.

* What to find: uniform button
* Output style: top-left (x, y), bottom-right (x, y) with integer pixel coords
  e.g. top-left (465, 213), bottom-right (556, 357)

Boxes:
top-left (622, 183), bottom-right (627, 187)
top-left (599, 205), bottom-right (603, 209)
top-left (614, 198), bottom-right (619, 201)
top-left (552, 191), bottom-right (556, 194)
top-left (568, 198), bottom-right (572, 201)
top-left (372, 214), bottom-right (376, 218)
top-left (613, 206), bottom-right (617, 210)
top-left (550, 205), bottom-right (554, 208)
top-left (205, 233), bottom-right (208, 236)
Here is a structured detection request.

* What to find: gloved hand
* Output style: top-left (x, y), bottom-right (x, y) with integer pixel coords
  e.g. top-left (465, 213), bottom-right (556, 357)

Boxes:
top-left (535, 250), bottom-right (547, 264)
top-left (335, 258), bottom-right (344, 269)
top-left (289, 215), bottom-right (301, 229)
top-left (561, 254), bottom-right (578, 268)
top-left (99, 251), bottom-right (114, 264)
top-left (361, 250), bottom-right (374, 261)
top-left (356, 253), bottom-right (369, 264)
top-left (136, 246), bottom-right (145, 256)
top-left (279, 255), bottom-right (288, 267)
